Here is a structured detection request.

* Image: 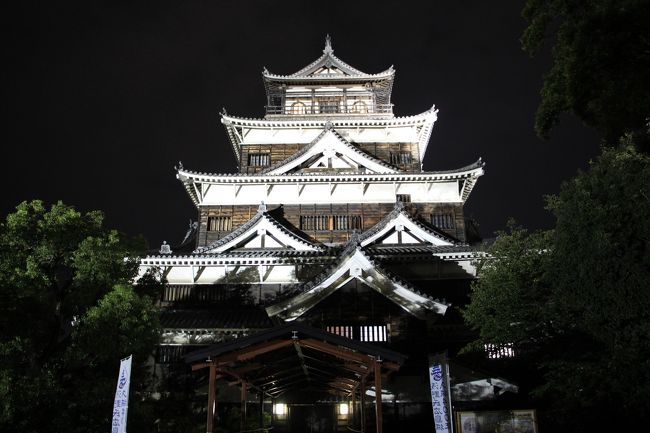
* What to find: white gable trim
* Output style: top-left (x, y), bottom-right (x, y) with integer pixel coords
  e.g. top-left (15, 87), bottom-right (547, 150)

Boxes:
top-left (265, 130), bottom-right (397, 175)
top-left (360, 212), bottom-right (455, 247)
top-left (201, 214), bottom-right (320, 254)
top-left (266, 249), bottom-right (448, 321)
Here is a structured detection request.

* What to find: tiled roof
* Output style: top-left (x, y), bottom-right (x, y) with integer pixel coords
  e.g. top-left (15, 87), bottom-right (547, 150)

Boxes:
top-left (262, 36), bottom-right (395, 81)
top-left (161, 308), bottom-right (273, 329)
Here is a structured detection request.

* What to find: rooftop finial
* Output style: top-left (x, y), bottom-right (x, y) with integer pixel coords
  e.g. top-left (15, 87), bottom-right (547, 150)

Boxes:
top-left (159, 241), bottom-right (172, 255)
top-left (258, 201), bottom-right (267, 213)
top-left (323, 34), bottom-right (333, 54)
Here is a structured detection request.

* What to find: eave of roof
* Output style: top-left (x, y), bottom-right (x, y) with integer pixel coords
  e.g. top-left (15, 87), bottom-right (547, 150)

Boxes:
top-left (221, 107), bottom-right (436, 128)
top-left (177, 159), bottom-right (484, 185)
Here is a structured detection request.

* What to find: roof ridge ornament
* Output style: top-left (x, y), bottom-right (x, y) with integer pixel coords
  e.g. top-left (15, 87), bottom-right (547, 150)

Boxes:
top-left (160, 241), bottom-right (172, 255)
top-left (323, 34), bottom-right (333, 54)
top-left (258, 201), bottom-right (267, 213)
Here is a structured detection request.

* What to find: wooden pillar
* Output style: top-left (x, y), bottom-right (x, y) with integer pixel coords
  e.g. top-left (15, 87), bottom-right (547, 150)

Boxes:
top-left (259, 390), bottom-right (265, 429)
top-left (360, 376), bottom-right (366, 433)
top-left (207, 364), bottom-right (217, 433)
top-left (374, 359), bottom-right (383, 433)
top-left (240, 381), bottom-right (248, 433)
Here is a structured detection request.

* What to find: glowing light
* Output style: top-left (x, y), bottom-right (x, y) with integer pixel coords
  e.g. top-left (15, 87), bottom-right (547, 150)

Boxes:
top-left (273, 403), bottom-right (287, 415)
top-left (338, 402), bottom-right (349, 415)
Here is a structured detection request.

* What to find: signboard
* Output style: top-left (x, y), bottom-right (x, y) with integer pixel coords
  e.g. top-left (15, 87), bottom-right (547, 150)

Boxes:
top-left (111, 355), bottom-right (132, 433)
top-left (456, 410), bottom-right (537, 433)
top-left (429, 353), bottom-right (453, 433)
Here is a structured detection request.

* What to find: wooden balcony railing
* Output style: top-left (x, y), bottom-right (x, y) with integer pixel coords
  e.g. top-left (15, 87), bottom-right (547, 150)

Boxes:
top-left (265, 103), bottom-right (393, 115)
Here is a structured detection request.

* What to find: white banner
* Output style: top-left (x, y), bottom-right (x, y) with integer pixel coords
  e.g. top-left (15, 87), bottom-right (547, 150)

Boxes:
top-left (429, 353), bottom-right (453, 433)
top-left (112, 355), bottom-right (132, 433)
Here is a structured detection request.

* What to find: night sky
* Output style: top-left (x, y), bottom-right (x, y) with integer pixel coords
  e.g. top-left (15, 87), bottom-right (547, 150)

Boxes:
top-left (3, 1), bottom-right (601, 247)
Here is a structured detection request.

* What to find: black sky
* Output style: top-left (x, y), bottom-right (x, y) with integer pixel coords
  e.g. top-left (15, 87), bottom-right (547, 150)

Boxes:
top-left (3, 0), bottom-right (601, 246)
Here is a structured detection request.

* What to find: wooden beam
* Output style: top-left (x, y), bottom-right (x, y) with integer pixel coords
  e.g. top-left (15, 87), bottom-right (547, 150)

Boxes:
top-left (240, 382), bottom-right (247, 433)
top-left (298, 338), bottom-right (374, 365)
top-left (360, 376), bottom-right (366, 433)
top-left (206, 364), bottom-right (216, 433)
top-left (374, 359), bottom-right (383, 433)
top-left (213, 339), bottom-right (294, 364)
top-left (230, 363), bottom-right (264, 376)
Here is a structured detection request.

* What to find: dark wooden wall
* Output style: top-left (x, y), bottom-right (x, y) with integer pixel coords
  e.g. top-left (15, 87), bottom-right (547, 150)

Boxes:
top-left (239, 141), bottom-right (421, 173)
top-left (197, 203), bottom-right (466, 247)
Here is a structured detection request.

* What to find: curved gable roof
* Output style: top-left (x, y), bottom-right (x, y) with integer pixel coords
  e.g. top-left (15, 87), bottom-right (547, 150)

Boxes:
top-left (261, 124), bottom-right (399, 175)
top-left (195, 205), bottom-right (322, 254)
top-left (266, 239), bottom-right (449, 321)
top-left (263, 36), bottom-right (394, 81)
top-left (359, 202), bottom-right (458, 247)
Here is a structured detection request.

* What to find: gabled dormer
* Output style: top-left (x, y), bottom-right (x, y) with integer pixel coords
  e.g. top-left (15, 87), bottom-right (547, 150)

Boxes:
top-left (261, 124), bottom-right (399, 175)
top-left (262, 36), bottom-right (395, 118)
top-left (195, 203), bottom-right (322, 254)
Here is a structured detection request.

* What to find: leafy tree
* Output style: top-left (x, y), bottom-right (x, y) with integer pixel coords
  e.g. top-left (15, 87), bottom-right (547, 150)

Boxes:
top-left (464, 142), bottom-right (650, 432)
top-left (522, 0), bottom-right (650, 143)
top-left (0, 200), bottom-right (161, 433)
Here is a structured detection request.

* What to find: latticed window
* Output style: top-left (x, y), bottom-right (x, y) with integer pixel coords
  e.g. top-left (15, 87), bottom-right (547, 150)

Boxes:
top-left (326, 325), bottom-right (389, 342)
top-left (207, 216), bottom-right (232, 231)
top-left (431, 213), bottom-right (455, 229)
top-left (359, 325), bottom-right (388, 342)
top-left (390, 151), bottom-right (412, 165)
top-left (290, 102), bottom-right (306, 114)
top-left (156, 345), bottom-right (190, 364)
top-left (317, 97), bottom-right (340, 113)
top-left (300, 215), bottom-right (362, 231)
top-left (351, 100), bottom-right (368, 113)
top-left (396, 194), bottom-right (411, 203)
top-left (326, 325), bottom-right (354, 339)
top-left (248, 153), bottom-right (270, 167)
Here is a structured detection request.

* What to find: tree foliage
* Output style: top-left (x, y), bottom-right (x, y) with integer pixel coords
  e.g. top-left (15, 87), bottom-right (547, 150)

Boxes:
top-left (464, 143), bottom-right (650, 431)
top-left (522, 0), bottom-right (650, 142)
top-left (0, 200), bottom-right (161, 433)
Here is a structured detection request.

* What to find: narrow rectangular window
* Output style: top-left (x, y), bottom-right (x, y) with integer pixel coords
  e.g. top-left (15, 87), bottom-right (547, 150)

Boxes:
top-left (300, 215), bottom-right (363, 231)
top-left (248, 153), bottom-right (270, 167)
top-left (358, 325), bottom-right (389, 342)
top-left (390, 151), bottom-right (412, 166)
top-left (431, 213), bottom-right (455, 229)
top-left (207, 216), bottom-right (232, 231)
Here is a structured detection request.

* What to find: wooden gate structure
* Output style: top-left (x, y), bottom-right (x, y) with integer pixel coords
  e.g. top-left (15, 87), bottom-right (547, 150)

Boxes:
top-left (185, 322), bottom-right (406, 433)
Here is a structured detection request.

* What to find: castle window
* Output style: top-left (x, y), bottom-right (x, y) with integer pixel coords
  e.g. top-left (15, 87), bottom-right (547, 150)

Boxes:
top-left (326, 325), bottom-right (354, 339)
top-left (290, 101), bottom-right (306, 115)
top-left (248, 153), bottom-right (270, 167)
top-left (317, 97), bottom-right (340, 114)
top-left (390, 151), bottom-right (412, 166)
top-left (326, 325), bottom-right (389, 342)
top-left (208, 216), bottom-right (232, 231)
top-left (300, 215), bottom-right (362, 231)
top-left (431, 213), bottom-right (455, 229)
top-left (360, 325), bottom-right (388, 342)
top-left (396, 194), bottom-right (411, 203)
top-left (351, 100), bottom-right (368, 114)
